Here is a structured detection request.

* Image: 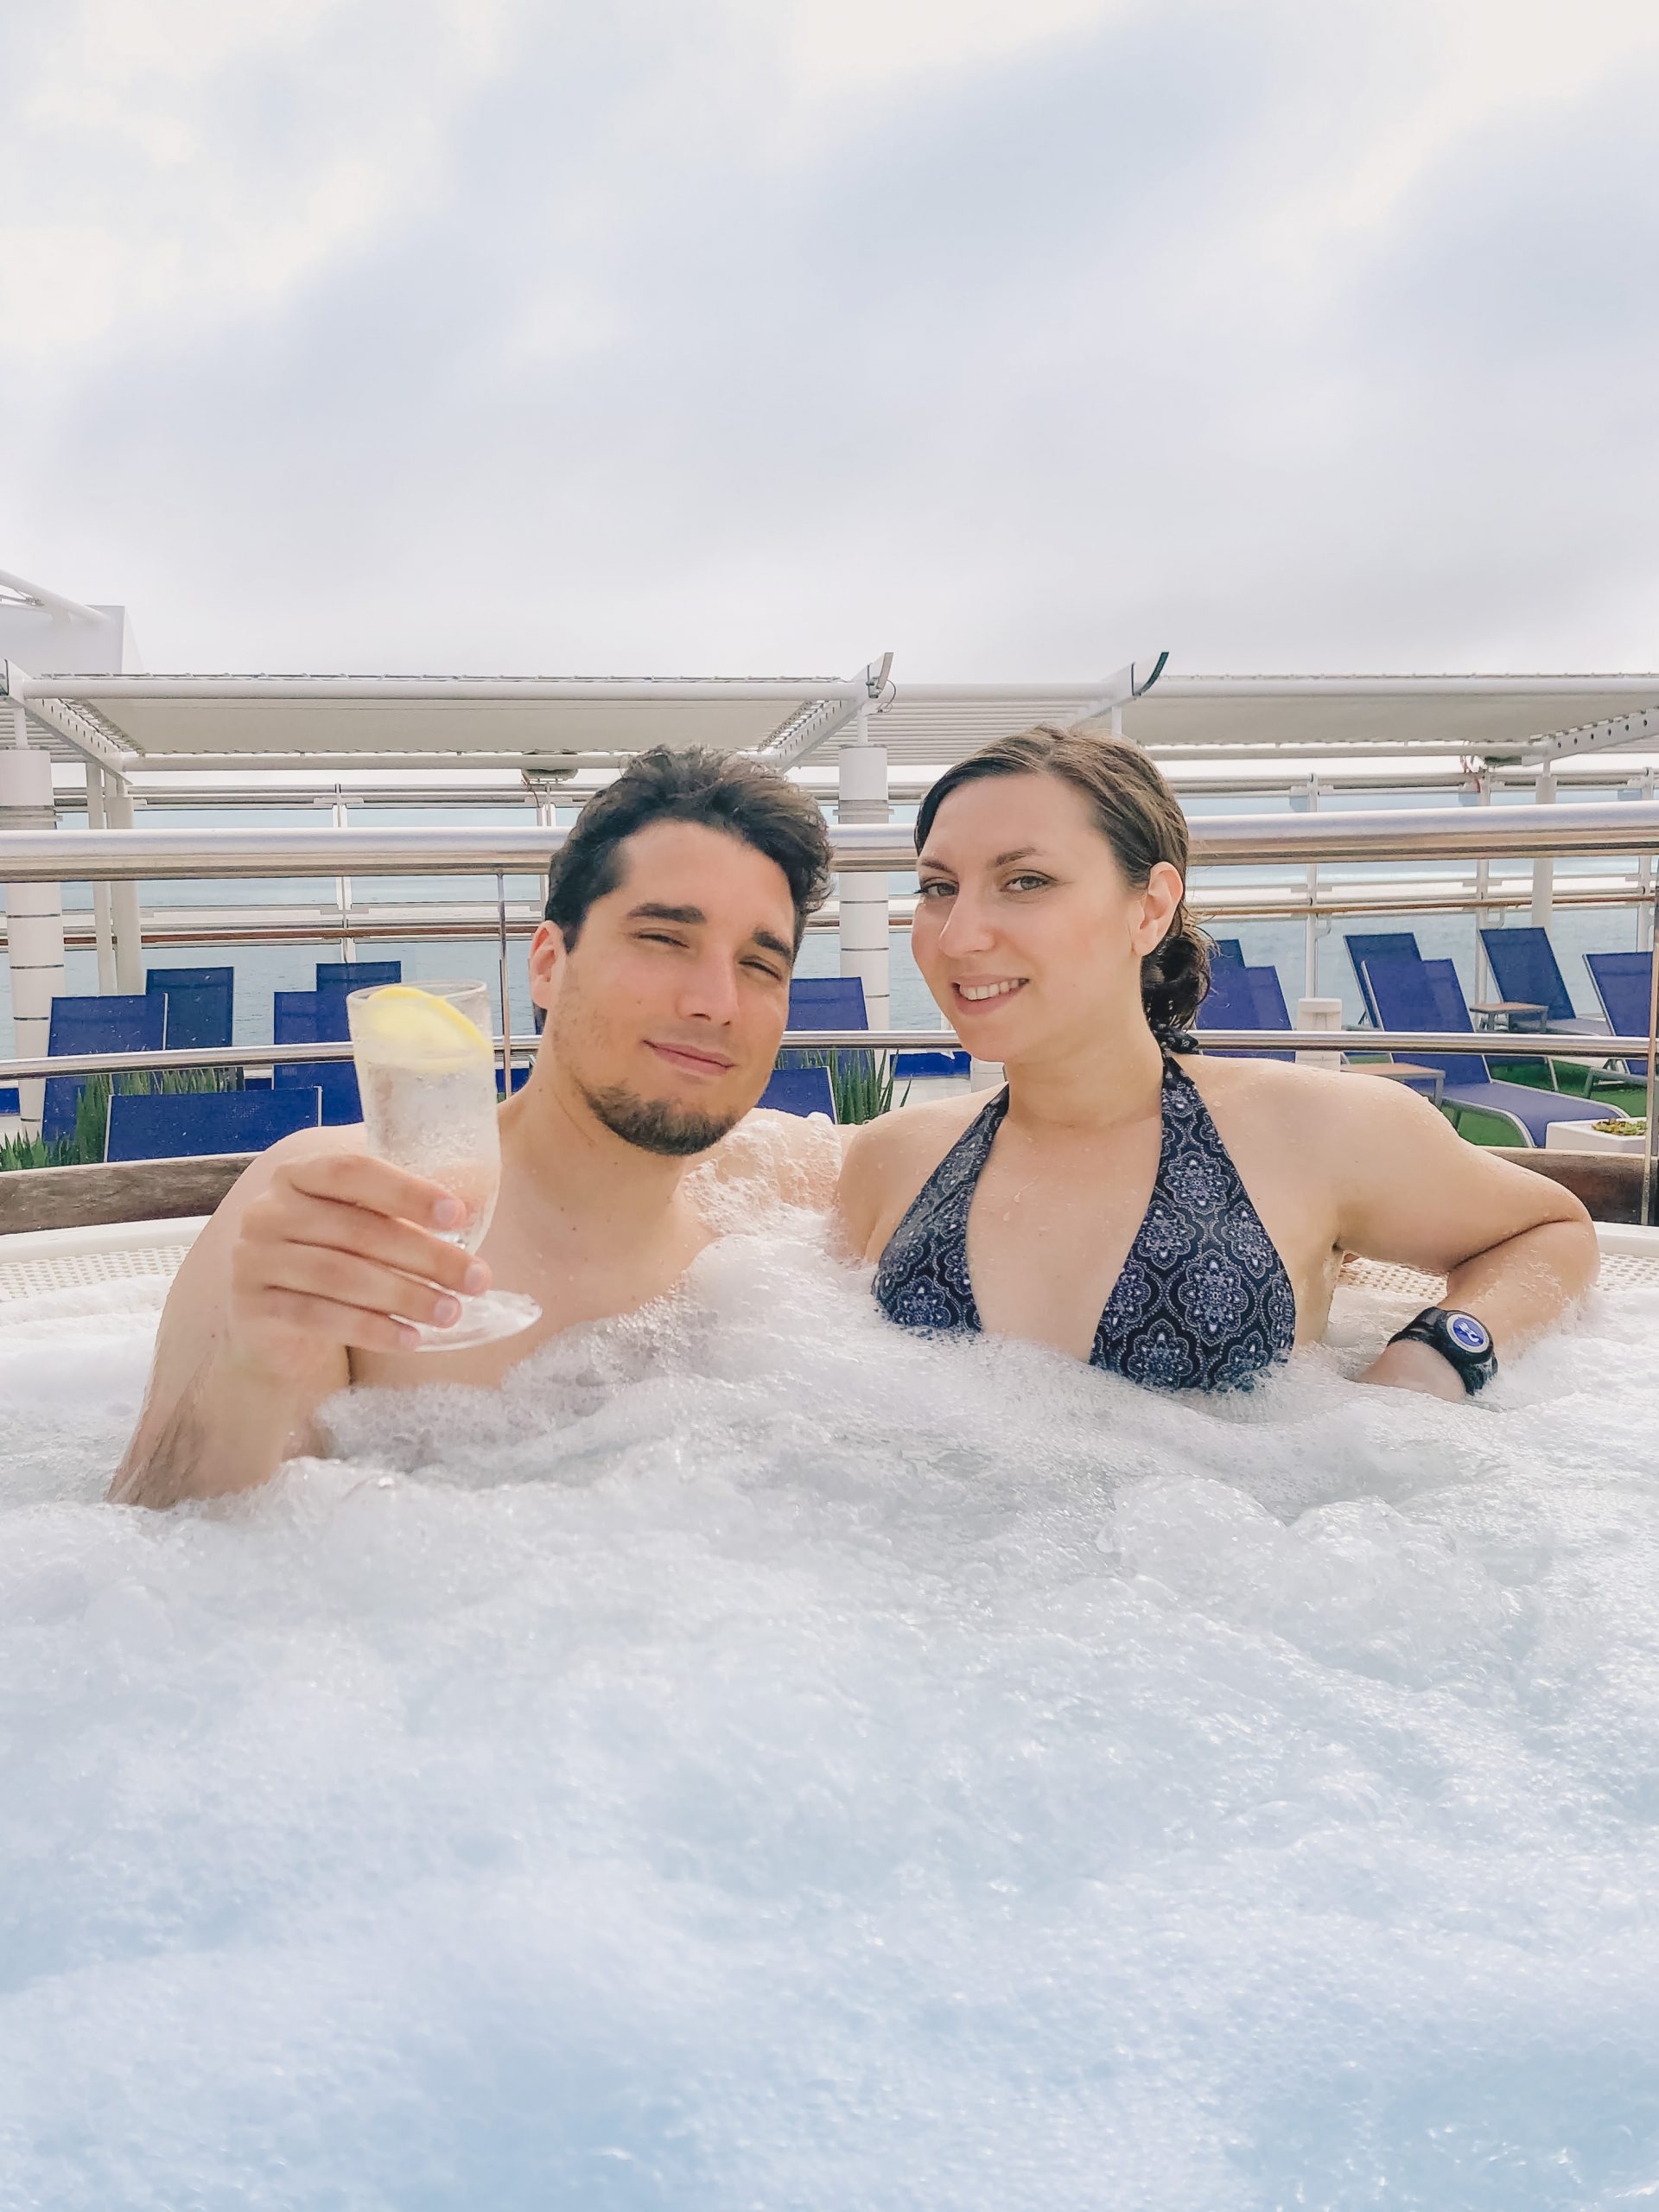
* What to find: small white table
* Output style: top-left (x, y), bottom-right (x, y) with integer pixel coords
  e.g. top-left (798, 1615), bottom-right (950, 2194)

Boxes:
top-left (1471, 1000), bottom-right (1550, 1033)
top-left (1338, 1060), bottom-right (1446, 1105)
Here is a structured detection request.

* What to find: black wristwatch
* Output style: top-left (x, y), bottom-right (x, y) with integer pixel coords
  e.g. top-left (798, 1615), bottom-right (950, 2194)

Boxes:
top-left (1387, 1306), bottom-right (1497, 1395)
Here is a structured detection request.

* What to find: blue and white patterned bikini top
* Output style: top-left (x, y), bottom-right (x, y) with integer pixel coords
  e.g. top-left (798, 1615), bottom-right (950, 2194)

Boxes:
top-left (872, 1056), bottom-right (1296, 1393)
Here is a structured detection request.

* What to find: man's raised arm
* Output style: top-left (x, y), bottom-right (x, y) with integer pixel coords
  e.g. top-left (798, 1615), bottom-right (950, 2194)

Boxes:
top-left (109, 1135), bottom-right (486, 1510)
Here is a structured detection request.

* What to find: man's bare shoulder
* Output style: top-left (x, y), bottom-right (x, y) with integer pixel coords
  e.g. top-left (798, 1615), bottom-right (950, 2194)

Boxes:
top-left (191, 1122), bottom-right (366, 1253)
top-left (703, 1105), bottom-right (842, 1209)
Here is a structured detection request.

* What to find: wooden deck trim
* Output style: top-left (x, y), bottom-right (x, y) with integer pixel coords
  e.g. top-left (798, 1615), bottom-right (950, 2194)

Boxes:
top-left (0, 1156), bottom-right (252, 1236)
top-left (0, 1144), bottom-right (1643, 1239)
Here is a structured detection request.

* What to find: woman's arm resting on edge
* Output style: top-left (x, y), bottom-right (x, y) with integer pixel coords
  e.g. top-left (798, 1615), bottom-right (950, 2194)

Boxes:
top-left (1326, 1077), bottom-right (1599, 1399)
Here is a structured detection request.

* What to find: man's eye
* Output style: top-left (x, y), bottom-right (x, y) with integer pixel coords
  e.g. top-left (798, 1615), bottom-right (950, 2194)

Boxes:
top-left (638, 931), bottom-right (684, 947)
top-left (744, 959), bottom-right (786, 981)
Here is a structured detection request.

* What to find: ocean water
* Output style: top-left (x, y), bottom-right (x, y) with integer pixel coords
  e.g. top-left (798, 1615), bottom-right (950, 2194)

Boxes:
top-left (4, 1200), bottom-right (1659, 2209)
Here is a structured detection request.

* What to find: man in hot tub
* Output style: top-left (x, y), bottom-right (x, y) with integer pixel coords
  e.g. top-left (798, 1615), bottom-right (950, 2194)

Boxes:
top-left (111, 747), bottom-right (839, 1509)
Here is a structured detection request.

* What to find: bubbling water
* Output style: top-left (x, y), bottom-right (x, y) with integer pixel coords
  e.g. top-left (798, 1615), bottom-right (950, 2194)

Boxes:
top-left (5, 1215), bottom-right (1659, 2209)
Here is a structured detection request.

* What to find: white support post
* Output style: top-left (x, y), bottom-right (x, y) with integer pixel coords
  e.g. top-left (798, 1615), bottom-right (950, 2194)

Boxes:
top-left (83, 766), bottom-right (118, 993)
top-left (1303, 775), bottom-right (1320, 1000)
top-left (102, 770), bottom-right (145, 991)
top-left (1530, 768), bottom-right (1556, 930)
top-left (1294, 996), bottom-right (1343, 1067)
top-left (1471, 770), bottom-right (1493, 997)
top-left (0, 723), bottom-right (65, 1136)
top-left (836, 715), bottom-right (890, 1030)
top-left (333, 785), bottom-right (355, 961)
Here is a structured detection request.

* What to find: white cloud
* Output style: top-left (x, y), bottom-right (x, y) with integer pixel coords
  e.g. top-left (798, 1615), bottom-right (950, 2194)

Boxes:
top-left (0, 0), bottom-right (513, 357)
top-left (761, 0), bottom-right (1132, 95)
top-left (4, 0), bottom-right (1659, 677)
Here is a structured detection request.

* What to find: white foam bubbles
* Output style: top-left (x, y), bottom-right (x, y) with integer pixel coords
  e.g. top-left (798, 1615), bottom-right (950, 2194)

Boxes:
top-left (5, 1236), bottom-right (1659, 2208)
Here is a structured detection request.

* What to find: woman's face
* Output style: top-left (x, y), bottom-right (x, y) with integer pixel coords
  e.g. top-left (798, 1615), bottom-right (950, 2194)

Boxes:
top-left (911, 770), bottom-right (1183, 1060)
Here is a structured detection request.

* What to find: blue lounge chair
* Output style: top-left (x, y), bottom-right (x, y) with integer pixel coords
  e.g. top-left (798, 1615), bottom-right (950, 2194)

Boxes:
top-left (1195, 963), bottom-right (1294, 1060)
top-left (147, 965), bottom-right (234, 1052)
top-left (759, 1065), bottom-right (836, 1119)
top-left (1585, 951), bottom-right (1653, 1080)
top-left (106, 1086), bottom-right (322, 1162)
top-left (43, 993), bottom-right (167, 1147)
top-left (1361, 954), bottom-right (1605, 1145)
top-left (784, 976), bottom-right (869, 1074)
top-left (787, 976), bottom-right (868, 1031)
top-left (1478, 927), bottom-right (1624, 1091)
top-left (893, 1049), bottom-right (971, 1077)
top-left (1208, 938), bottom-right (1245, 968)
top-left (1345, 932), bottom-right (1421, 1026)
top-left (315, 960), bottom-right (403, 993)
top-left (1477, 928), bottom-right (1606, 1031)
top-left (273, 989), bottom-right (360, 1123)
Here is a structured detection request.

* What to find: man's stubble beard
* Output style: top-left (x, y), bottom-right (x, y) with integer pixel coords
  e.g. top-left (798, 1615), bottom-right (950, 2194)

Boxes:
top-left (578, 1078), bottom-right (741, 1159)
top-left (550, 988), bottom-right (747, 1159)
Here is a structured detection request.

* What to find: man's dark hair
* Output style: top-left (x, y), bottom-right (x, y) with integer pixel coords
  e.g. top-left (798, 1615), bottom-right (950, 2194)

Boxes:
top-left (543, 746), bottom-right (834, 952)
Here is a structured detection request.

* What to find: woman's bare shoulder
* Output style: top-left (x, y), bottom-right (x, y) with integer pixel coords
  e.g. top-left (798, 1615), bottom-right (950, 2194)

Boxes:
top-left (838, 1091), bottom-right (985, 1255)
top-left (845, 1090), bottom-right (985, 1172)
top-left (1177, 1048), bottom-right (1452, 1160)
top-left (1177, 1048), bottom-right (1353, 1116)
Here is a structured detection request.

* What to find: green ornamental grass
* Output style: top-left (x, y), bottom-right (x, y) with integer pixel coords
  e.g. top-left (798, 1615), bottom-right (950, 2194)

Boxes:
top-left (0, 1065), bottom-right (238, 1173)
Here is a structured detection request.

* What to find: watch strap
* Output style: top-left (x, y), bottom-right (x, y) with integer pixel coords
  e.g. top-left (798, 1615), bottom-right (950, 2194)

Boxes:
top-left (1387, 1306), bottom-right (1497, 1395)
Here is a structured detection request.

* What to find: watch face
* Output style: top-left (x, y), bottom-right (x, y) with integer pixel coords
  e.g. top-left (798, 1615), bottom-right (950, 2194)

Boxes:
top-left (1446, 1312), bottom-right (1491, 1356)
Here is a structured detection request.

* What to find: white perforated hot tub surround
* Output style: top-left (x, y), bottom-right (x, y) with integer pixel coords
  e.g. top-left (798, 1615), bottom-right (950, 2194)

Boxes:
top-left (1, 1228), bottom-right (1656, 1310)
top-left (0, 1242), bottom-right (188, 1301)
top-left (1341, 1252), bottom-right (1659, 1298)
top-left (0, 1220), bottom-right (206, 1306)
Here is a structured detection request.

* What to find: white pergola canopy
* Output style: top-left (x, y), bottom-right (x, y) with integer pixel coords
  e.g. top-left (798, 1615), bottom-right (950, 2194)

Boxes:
top-left (3, 671), bottom-right (881, 776)
top-left (6, 656), bottom-right (1659, 779)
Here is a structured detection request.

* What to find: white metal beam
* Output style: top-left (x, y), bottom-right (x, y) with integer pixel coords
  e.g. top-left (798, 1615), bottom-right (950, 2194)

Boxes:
top-left (0, 568), bottom-right (103, 624)
top-left (1071, 650), bottom-right (1171, 733)
top-left (1524, 705), bottom-right (1659, 766)
top-left (4, 666), bottom-right (136, 772)
top-left (762, 653), bottom-right (893, 769)
top-left (18, 676), bottom-right (868, 703)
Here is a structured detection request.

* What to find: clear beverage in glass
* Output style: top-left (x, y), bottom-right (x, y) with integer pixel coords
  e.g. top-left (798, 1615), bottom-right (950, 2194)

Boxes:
top-left (346, 980), bottom-right (540, 1349)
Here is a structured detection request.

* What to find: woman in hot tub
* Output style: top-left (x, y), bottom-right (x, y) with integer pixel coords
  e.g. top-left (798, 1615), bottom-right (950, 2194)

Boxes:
top-left (836, 727), bottom-right (1596, 1402)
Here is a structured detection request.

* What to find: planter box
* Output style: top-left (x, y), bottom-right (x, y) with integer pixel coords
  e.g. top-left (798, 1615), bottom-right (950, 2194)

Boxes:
top-left (1544, 1120), bottom-right (1646, 1154)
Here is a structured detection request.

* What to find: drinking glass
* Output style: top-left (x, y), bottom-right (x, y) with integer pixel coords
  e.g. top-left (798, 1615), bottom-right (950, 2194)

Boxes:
top-left (346, 981), bottom-right (541, 1349)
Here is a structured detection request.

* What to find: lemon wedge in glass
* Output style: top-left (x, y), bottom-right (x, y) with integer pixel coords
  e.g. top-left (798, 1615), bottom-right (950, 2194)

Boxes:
top-left (352, 984), bottom-right (492, 1070)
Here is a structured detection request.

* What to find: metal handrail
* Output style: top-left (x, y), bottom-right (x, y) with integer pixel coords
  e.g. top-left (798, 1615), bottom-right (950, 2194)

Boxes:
top-left (8, 880), bottom-right (1659, 955)
top-left (3, 803), bottom-right (1657, 1215)
top-left (8, 800), bottom-right (1659, 879)
top-left (2, 1028), bottom-right (1648, 1084)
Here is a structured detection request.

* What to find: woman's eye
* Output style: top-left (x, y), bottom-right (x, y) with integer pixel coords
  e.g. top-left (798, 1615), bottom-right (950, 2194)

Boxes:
top-left (917, 880), bottom-right (955, 899)
top-left (1006, 874), bottom-right (1051, 893)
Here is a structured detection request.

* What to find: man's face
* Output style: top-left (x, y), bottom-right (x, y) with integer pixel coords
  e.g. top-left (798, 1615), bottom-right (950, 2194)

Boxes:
top-left (531, 818), bottom-right (798, 1154)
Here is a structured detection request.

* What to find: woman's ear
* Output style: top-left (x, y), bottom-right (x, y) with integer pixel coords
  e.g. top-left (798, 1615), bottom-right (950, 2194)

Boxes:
top-left (1130, 862), bottom-right (1185, 957)
top-left (527, 920), bottom-right (565, 1020)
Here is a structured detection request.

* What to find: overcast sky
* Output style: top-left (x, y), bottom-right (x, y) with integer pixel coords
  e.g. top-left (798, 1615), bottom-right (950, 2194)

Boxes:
top-left (3, 0), bottom-right (1656, 680)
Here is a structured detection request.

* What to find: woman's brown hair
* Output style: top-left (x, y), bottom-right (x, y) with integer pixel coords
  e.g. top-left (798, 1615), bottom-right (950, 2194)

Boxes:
top-left (912, 724), bottom-right (1209, 1044)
